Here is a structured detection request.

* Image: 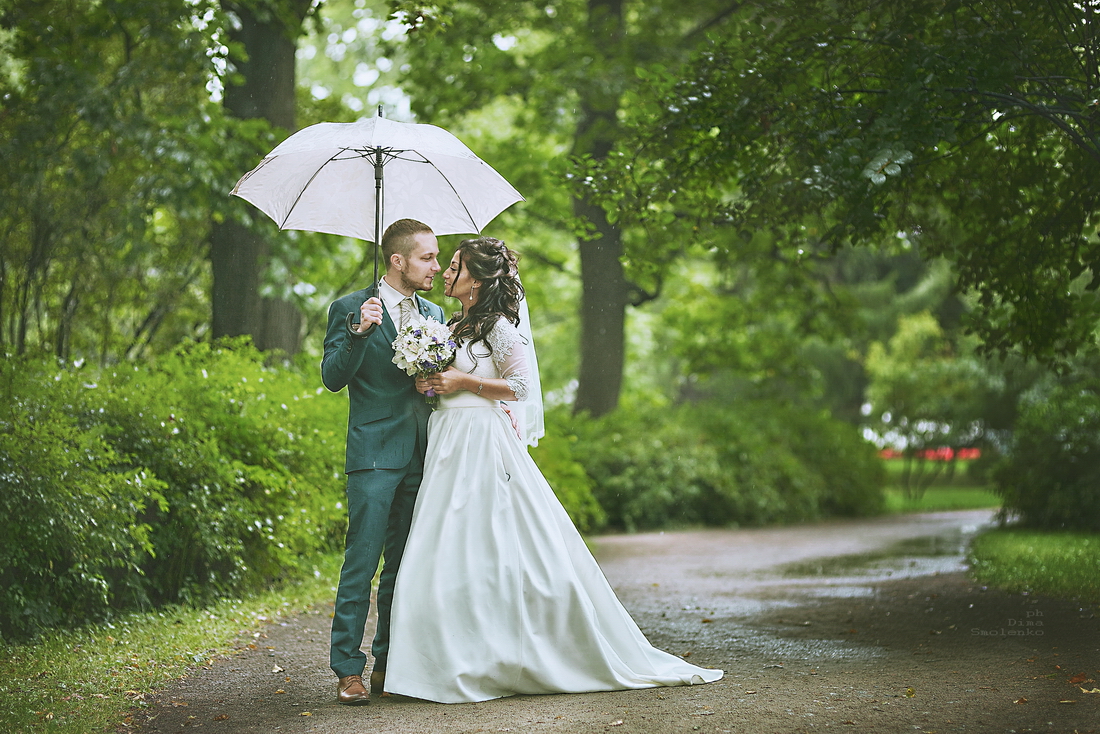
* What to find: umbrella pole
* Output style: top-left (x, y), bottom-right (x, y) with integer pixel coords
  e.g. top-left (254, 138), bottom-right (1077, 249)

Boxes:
top-left (373, 146), bottom-right (383, 288)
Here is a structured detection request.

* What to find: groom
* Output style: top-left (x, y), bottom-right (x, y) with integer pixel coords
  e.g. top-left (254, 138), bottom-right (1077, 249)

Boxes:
top-left (320, 218), bottom-right (444, 705)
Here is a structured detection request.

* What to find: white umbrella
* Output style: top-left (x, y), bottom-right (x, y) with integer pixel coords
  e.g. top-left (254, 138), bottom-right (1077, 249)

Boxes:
top-left (231, 109), bottom-right (524, 282)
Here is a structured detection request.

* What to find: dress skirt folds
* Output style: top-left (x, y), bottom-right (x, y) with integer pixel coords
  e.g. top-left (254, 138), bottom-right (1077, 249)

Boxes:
top-left (385, 391), bottom-right (723, 703)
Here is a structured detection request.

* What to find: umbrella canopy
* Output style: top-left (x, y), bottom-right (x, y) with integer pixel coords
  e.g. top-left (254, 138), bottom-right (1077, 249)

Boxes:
top-left (231, 116), bottom-right (524, 244)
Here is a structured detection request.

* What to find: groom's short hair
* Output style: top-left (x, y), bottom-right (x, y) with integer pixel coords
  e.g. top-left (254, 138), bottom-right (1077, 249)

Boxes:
top-left (382, 219), bottom-right (434, 262)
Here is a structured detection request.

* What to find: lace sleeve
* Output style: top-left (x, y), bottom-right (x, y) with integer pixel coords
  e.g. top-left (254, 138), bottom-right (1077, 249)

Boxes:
top-left (486, 318), bottom-right (530, 401)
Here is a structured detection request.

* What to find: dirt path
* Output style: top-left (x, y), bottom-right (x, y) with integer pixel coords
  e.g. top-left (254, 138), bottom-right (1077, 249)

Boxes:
top-left (135, 510), bottom-right (1100, 733)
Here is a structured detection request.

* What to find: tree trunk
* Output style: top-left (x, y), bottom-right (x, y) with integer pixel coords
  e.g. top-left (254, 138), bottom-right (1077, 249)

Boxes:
top-left (572, 0), bottom-right (626, 417)
top-left (210, 1), bottom-right (309, 354)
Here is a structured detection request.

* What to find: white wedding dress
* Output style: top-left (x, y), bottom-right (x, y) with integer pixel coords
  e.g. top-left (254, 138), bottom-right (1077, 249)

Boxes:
top-left (385, 317), bottom-right (722, 703)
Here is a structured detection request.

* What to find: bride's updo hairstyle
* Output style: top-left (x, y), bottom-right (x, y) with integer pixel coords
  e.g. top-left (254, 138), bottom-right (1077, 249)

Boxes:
top-left (448, 236), bottom-right (524, 354)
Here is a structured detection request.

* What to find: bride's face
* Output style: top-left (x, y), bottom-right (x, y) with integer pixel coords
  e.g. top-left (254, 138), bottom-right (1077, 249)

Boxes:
top-left (443, 252), bottom-right (480, 305)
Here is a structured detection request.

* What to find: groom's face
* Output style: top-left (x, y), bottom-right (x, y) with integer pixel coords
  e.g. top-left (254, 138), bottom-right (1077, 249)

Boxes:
top-left (395, 232), bottom-right (441, 292)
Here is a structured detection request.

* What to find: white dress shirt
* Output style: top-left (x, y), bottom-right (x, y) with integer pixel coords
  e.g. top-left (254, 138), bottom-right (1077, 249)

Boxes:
top-left (378, 276), bottom-right (418, 328)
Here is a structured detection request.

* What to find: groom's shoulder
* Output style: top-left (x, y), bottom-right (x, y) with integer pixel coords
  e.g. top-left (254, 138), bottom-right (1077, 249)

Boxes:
top-left (330, 287), bottom-right (372, 310)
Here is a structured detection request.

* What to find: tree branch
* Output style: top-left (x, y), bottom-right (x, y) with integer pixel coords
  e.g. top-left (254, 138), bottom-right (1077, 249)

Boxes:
top-left (682, 1), bottom-right (745, 44)
top-left (944, 87), bottom-right (1100, 164)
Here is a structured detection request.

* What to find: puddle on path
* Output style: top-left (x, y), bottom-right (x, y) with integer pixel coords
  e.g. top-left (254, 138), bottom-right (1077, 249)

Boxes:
top-left (646, 524), bottom-right (991, 664)
top-left (774, 534), bottom-right (972, 581)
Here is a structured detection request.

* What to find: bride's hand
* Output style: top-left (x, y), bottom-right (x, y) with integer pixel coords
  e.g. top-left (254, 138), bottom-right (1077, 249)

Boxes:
top-left (423, 366), bottom-right (465, 395)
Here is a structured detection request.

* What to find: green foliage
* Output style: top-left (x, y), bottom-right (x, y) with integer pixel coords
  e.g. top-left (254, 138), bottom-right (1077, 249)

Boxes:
top-left (0, 366), bottom-right (164, 640)
top-left (994, 381), bottom-right (1100, 532)
top-left (865, 312), bottom-right (1004, 464)
top-left (558, 401), bottom-right (883, 532)
top-left (969, 528), bottom-right (1100, 602)
top-left (604, 0), bottom-right (1100, 366)
top-left (0, 341), bottom-right (347, 640)
top-left (0, 0), bottom-right (248, 361)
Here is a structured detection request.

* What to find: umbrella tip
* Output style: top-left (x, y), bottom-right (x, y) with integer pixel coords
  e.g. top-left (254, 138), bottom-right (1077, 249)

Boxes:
top-left (378, 105), bottom-right (384, 118)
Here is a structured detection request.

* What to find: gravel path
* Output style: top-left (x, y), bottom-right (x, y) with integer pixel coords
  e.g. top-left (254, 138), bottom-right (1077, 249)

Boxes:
top-left (134, 510), bottom-right (1100, 733)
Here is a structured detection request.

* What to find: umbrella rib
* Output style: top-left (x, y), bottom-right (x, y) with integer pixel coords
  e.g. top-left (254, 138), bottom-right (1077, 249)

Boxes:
top-left (422, 158), bottom-right (480, 232)
top-left (280, 151), bottom-right (344, 230)
top-left (231, 155), bottom-right (273, 194)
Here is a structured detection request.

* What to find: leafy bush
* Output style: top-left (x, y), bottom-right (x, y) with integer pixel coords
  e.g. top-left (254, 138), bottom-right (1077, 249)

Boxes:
top-left (0, 341), bottom-right (348, 639)
top-left (0, 365), bottom-right (163, 640)
top-left (92, 341), bottom-right (348, 606)
top-left (561, 400), bottom-right (884, 532)
top-left (568, 407), bottom-right (724, 532)
top-left (994, 382), bottom-right (1100, 531)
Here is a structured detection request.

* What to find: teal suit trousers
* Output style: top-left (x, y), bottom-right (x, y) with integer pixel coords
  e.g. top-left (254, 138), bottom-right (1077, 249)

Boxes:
top-left (329, 435), bottom-right (425, 678)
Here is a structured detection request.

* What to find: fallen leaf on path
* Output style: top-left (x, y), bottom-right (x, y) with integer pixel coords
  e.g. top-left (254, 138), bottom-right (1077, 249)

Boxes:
top-left (170, 701), bottom-right (188, 707)
top-left (1080, 687), bottom-right (1100, 694)
top-left (842, 722), bottom-right (855, 726)
top-left (275, 690), bottom-right (285, 694)
top-left (272, 665), bottom-right (284, 673)
top-left (1014, 697), bottom-right (1027, 704)
top-left (701, 618), bottom-right (713, 623)
top-left (905, 687), bottom-right (915, 698)
top-left (608, 720), bottom-right (624, 726)
top-left (214, 714), bottom-right (229, 721)
top-left (745, 690), bottom-right (758, 695)
top-left (1068, 673), bottom-right (1088, 684)
top-left (299, 711), bottom-right (312, 716)
top-left (1059, 700), bottom-right (1077, 704)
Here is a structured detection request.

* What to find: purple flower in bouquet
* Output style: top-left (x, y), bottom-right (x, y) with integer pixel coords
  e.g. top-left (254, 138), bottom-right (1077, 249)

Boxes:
top-left (392, 314), bottom-right (457, 404)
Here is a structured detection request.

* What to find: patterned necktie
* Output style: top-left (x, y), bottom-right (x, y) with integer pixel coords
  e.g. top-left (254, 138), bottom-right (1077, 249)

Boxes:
top-left (399, 297), bottom-right (415, 330)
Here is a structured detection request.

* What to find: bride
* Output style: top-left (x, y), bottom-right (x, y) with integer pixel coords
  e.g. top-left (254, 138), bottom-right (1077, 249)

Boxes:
top-left (383, 237), bottom-right (722, 703)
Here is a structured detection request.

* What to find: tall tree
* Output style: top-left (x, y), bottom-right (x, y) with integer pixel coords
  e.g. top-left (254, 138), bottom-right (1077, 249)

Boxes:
top-left (210, 0), bottom-right (317, 355)
top-left (0, 0), bottom-right (228, 363)
top-left (384, 0), bottom-right (742, 415)
top-left (602, 0), bottom-right (1100, 365)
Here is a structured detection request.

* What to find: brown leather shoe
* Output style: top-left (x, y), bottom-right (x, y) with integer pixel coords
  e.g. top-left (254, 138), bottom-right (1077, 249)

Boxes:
top-left (336, 675), bottom-right (370, 706)
top-left (369, 669), bottom-right (390, 697)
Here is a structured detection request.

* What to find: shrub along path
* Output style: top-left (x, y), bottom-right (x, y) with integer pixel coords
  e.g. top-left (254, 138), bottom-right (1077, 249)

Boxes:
top-left (134, 510), bottom-right (1099, 733)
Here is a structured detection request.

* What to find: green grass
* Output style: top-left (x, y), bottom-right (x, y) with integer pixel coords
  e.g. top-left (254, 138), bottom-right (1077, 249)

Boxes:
top-left (883, 486), bottom-right (1002, 513)
top-left (0, 553), bottom-right (342, 734)
top-left (969, 528), bottom-right (1100, 602)
top-left (878, 458), bottom-right (1001, 514)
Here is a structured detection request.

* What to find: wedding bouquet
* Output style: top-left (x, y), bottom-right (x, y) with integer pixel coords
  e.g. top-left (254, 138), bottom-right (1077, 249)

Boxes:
top-left (392, 314), bottom-right (457, 405)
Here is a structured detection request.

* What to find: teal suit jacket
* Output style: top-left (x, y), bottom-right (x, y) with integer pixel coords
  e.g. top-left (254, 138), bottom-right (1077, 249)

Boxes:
top-left (321, 285), bottom-right (446, 473)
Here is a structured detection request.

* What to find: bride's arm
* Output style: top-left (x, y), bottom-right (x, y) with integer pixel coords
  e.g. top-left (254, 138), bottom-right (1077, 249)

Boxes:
top-left (416, 320), bottom-right (530, 400)
top-left (416, 366), bottom-right (520, 400)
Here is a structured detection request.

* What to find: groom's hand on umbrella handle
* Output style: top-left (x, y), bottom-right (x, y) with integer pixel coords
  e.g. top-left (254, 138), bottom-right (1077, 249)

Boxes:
top-left (355, 297), bottom-right (383, 333)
